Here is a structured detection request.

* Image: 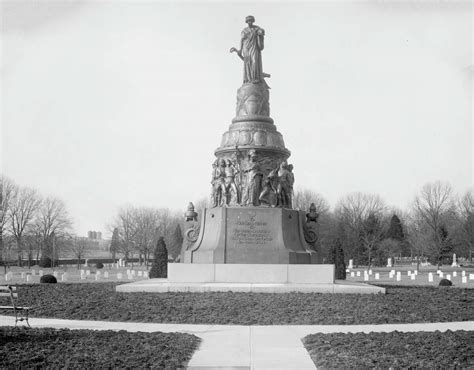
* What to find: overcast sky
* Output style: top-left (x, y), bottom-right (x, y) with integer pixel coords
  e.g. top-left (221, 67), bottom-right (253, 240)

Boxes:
top-left (1, 1), bottom-right (472, 237)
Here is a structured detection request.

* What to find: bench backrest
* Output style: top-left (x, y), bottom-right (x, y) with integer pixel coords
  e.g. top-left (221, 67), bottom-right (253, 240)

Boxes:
top-left (0, 285), bottom-right (18, 307)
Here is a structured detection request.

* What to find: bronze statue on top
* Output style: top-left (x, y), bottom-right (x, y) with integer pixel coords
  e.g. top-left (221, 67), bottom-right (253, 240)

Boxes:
top-left (230, 15), bottom-right (270, 85)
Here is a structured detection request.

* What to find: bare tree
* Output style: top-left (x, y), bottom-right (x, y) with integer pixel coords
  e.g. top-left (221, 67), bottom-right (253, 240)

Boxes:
top-left (113, 206), bottom-right (138, 261)
top-left (413, 181), bottom-right (455, 269)
top-left (70, 236), bottom-right (90, 269)
top-left (293, 188), bottom-right (330, 214)
top-left (0, 176), bottom-right (17, 271)
top-left (335, 192), bottom-right (387, 267)
top-left (35, 197), bottom-right (73, 261)
top-left (9, 186), bottom-right (40, 265)
top-left (453, 188), bottom-right (474, 261)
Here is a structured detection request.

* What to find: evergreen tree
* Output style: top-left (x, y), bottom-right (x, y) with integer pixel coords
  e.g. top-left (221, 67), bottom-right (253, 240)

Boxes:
top-left (149, 236), bottom-right (168, 278)
top-left (168, 224), bottom-right (184, 260)
top-left (327, 237), bottom-right (346, 280)
top-left (386, 214), bottom-right (405, 241)
top-left (110, 227), bottom-right (120, 261)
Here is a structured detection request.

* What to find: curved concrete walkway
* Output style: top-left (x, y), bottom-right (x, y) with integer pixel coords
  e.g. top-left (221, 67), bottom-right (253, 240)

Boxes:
top-left (1, 315), bottom-right (472, 369)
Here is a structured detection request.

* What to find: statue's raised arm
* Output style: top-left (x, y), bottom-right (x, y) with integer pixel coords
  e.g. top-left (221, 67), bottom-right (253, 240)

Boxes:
top-left (230, 15), bottom-right (270, 84)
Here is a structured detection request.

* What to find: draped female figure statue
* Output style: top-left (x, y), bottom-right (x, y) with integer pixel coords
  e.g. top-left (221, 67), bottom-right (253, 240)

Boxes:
top-left (230, 15), bottom-right (269, 84)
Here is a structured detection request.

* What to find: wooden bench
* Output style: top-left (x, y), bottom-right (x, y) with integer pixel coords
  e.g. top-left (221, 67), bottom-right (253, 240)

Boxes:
top-left (0, 285), bottom-right (30, 327)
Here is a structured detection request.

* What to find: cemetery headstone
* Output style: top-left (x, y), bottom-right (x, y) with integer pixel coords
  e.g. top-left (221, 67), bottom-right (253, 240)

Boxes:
top-left (350, 272), bottom-right (355, 277)
top-left (411, 274), bottom-right (415, 280)
top-left (375, 273), bottom-right (380, 280)
top-left (104, 271), bottom-right (109, 278)
top-left (53, 271), bottom-right (58, 278)
top-left (356, 271), bottom-right (361, 277)
top-left (396, 271), bottom-right (401, 281)
top-left (26, 275), bottom-right (31, 282)
top-left (138, 271), bottom-right (143, 277)
top-left (131, 270), bottom-right (136, 276)
top-left (86, 270), bottom-right (91, 276)
top-left (21, 272), bottom-right (25, 279)
top-left (446, 274), bottom-right (451, 281)
top-left (386, 257), bottom-right (392, 267)
top-left (364, 274), bottom-right (369, 281)
top-left (453, 271), bottom-right (457, 277)
top-left (462, 276), bottom-right (467, 284)
top-left (39, 270), bottom-right (44, 277)
top-left (31, 269), bottom-right (36, 276)
top-left (348, 259), bottom-right (354, 269)
top-left (439, 272), bottom-right (444, 278)
top-left (62, 273), bottom-right (68, 282)
top-left (470, 273), bottom-right (474, 280)
top-left (462, 271), bottom-right (466, 277)
top-left (428, 272), bottom-right (433, 282)
top-left (368, 269), bottom-right (372, 275)
top-left (407, 270), bottom-right (411, 276)
top-left (117, 273), bottom-right (123, 280)
top-left (143, 271), bottom-right (148, 278)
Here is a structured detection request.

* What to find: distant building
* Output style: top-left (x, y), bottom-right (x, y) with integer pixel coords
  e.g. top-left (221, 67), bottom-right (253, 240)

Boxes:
top-left (87, 231), bottom-right (102, 240)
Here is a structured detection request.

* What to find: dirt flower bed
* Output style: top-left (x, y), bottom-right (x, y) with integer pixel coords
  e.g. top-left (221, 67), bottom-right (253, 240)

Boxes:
top-left (11, 283), bottom-right (474, 325)
top-left (303, 330), bottom-right (474, 368)
top-left (0, 326), bottom-right (200, 368)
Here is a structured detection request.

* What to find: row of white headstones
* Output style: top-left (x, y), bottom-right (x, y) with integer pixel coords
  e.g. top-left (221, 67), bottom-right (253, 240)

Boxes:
top-left (3, 269), bottom-right (149, 282)
top-left (349, 269), bottom-right (474, 283)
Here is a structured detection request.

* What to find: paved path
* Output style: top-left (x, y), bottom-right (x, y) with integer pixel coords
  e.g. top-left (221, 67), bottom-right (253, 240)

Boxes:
top-left (1, 316), bottom-right (472, 369)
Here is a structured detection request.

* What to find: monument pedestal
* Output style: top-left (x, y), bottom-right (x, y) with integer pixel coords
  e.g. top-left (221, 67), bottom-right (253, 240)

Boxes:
top-left (116, 263), bottom-right (386, 294)
top-left (183, 207), bottom-right (318, 264)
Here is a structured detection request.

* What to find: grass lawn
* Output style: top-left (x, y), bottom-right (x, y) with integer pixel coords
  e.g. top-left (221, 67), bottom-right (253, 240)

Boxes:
top-left (0, 326), bottom-right (200, 368)
top-left (6, 283), bottom-right (473, 325)
top-left (303, 330), bottom-right (474, 368)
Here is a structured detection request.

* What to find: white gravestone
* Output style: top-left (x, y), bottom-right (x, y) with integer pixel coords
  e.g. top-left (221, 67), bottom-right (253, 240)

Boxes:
top-left (375, 273), bottom-right (380, 280)
top-left (396, 271), bottom-right (401, 281)
top-left (411, 274), bottom-right (415, 280)
top-left (26, 275), bottom-right (32, 282)
top-left (446, 274), bottom-right (451, 281)
top-left (86, 270), bottom-right (91, 276)
top-left (451, 253), bottom-right (457, 267)
top-left (439, 272), bottom-right (444, 278)
top-left (31, 269), bottom-right (36, 276)
top-left (407, 271), bottom-right (411, 276)
top-left (387, 257), bottom-right (392, 267)
top-left (39, 270), bottom-right (44, 277)
top-left (131, 270), bottom-right (136, 276)
top-left (62, 273), bottom-right (68, 282)
top-left (364, 274), bottom-right (369, 281)
top-left (21, 272), bottom-right (26, 279)
top-left (414, 270), bottom-right (418, 276)
top-left (350, 272), bottom-right (355, 277)
top-left (348, 259), bottom-right (354, 269)
top-left (356, 271), bottom-right (361, 277)
top-left (368, 269), bottom-right (372, 275)
top-left (80, 269), bottom-right (85, 275)
top-left (462, 276), bottom-right (467, 284)
top-left (428, 273), bottom-right (433, 282)
top-left (104, 271), bottom-right (109, 278)
top-left (137, 271), bottom-right (143, 277)
top-left (143, 271), bottom-right (148, 278)
top-left (80, 274), bottom-right (86, 280)
top-left (470, 273), bottom-right (474, 280)
top-left (117, 273), bottom-right (123, 280)
top-left (462, 271), bottom-right (466, 277)
top-left (453, 271), bottom-right (457, 277)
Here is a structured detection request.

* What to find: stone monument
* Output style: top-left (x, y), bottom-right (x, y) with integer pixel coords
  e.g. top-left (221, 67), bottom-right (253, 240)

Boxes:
top-left (182, 16), bottom-right (319, 264)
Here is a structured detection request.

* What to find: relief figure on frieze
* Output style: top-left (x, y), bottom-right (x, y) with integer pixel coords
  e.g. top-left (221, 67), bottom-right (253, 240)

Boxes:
top-left (277, 160), bottom-right (293, 208)
top-left (224, 159), bottom-right (240, 206)
top-left (259, 168), bottom-right (279, 207)
top-left (242, 149), bottom-right (263, 206)
top-left (211, 159), bottom-right (227, 207)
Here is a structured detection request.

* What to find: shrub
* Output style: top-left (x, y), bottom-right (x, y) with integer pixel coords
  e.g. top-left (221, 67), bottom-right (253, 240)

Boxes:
top-left (327, 238), bottom-right (346, 280)
top-left (438, 279), bottom-right (453, 287)
top-left (40, 274), bottom-right (57, 284)
top-left (149, 237), bottom-right (168, 278)
top-left (96, 262), bottom-right (104, 269)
